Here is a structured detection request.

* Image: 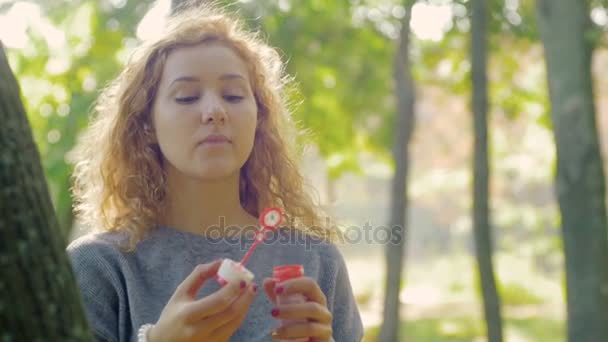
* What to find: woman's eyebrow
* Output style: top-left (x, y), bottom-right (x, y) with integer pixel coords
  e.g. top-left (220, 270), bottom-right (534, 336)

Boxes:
top-left (169, 76), bottom-right (199, 88)
top-left (219, 73), bottom-right (247, 82)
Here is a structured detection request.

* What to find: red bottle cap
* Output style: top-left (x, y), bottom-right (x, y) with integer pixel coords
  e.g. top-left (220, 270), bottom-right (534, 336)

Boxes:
top-left (272, 264), bottom-right (304, 282)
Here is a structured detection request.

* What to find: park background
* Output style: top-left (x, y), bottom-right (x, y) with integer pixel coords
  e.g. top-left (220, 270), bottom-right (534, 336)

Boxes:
top-left (2, 0), bottom-right (608, 341)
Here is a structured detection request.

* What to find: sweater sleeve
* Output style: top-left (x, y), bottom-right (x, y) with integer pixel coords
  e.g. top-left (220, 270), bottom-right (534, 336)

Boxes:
top-left (320, 243), bottom-right (364, 342)
top-left (66, 236), bottom-right (121, 342)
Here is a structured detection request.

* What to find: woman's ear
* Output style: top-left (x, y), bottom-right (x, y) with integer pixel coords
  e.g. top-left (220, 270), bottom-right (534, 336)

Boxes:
top-left (255, 113), bottom-right (262, 131)
top-left (143, 122), bottom-right (157, 143)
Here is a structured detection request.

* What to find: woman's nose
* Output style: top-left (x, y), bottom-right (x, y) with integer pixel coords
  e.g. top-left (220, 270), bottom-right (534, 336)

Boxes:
top-left (200, 94), bottom-right (226, 124)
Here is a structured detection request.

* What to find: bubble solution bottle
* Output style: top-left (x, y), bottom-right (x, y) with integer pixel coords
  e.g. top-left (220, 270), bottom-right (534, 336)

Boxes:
top-left (273, 264), bottom-right (307, 342)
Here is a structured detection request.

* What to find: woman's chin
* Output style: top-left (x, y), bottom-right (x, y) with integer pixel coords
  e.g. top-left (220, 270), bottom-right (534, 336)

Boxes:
top-left (192, 165), bottom-right (238, 180)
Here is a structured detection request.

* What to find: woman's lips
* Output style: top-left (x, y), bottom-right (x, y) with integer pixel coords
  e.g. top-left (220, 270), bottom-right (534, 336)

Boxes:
top-left (201, 140), bottom-right (229, 146)
top-left (200, 134), bottom-right (231, 146)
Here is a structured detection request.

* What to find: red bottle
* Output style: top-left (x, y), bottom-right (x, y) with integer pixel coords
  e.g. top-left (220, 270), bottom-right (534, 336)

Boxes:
top-left (273, 265), bottom-right (307, 342)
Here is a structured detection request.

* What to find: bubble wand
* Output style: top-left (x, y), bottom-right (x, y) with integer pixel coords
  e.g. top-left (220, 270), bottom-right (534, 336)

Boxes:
top-left (239, 207), bottom-right (283, 266)
top-left (215, 207), bottom-right (284, 286)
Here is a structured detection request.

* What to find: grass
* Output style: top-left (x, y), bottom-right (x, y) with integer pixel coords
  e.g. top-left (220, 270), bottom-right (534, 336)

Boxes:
top-left (363, 317), bottom-right (564, 341)
top-left (508, 318), bottom-right (565, 341)
top-left (348, 251), bottom-right (565, 341)
top-left (499, 282), bottom-right (544, 306)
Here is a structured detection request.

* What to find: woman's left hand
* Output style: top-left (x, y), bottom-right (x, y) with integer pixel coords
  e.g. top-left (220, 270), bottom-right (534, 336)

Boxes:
top-left (263, 277), bottom-right (333, 341)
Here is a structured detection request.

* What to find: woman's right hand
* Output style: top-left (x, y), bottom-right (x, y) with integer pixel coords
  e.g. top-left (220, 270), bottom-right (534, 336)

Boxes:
top-left (148, 259), bottom-right (257, 342)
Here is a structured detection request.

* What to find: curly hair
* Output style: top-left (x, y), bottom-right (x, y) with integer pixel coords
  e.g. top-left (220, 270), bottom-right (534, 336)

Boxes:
top-left (71, 3), bottom-right (334, 251)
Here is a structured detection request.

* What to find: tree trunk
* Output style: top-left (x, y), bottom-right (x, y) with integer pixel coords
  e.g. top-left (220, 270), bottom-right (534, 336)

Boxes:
top-left (471, 0), bottom-right (503, 341)
top-left (379, 1), bottom-right (416, 341)
top-left (536, 0), bottom-right (608, 341)
top-left (0, 43), bottom-right (93, 340)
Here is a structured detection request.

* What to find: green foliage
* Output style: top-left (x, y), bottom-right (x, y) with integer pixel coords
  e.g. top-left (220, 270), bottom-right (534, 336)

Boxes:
top-left (364, 317), bottom-right (564, 341)
top-left (499, 282), bottom-right (544, 306)
top-left (449, 281), bottom-right (466, 294)
top-left (589, 1), bottom-right (608, 47)
top-left (232, 0), bottom-right (398, 177)
top-left (473, 271), bottom-right (544, 307)
top-left (416, 0), bottom-right (548, 129)
top-left (5, 0), bottom-right (154, 235)
top-left (508, 318), bottom-right (565, 342)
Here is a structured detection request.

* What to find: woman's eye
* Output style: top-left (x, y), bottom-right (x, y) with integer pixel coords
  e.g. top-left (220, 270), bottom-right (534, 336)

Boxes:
top-left (175, 96), bottom-right (199, 104)
top-left (224, 95), bottom-right (244, 103)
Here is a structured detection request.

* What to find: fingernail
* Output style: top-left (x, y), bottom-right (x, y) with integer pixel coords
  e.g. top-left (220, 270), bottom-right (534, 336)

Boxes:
top-left (216, 276), bottom-right (228, 287)
top-left (240, 280), bottom-right (246, 289)
top-left (275, 286), bottom-right (284, 294)
top-left (252, 284), bottom-right (258, 293)
top-left (271, 308), bottom-right (280, 317)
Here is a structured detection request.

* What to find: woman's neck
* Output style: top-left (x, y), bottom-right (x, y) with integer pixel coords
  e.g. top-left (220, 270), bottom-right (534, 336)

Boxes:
top-left (160, 170), bottom-right (258, 236)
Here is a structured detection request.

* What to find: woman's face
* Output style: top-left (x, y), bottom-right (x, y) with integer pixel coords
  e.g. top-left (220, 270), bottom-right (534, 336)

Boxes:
top-left (151, 43), bottom-right (258, 180)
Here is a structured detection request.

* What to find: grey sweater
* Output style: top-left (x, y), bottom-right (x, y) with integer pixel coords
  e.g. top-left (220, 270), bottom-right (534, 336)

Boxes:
top-left (66, 225), bottom-right (363, 342)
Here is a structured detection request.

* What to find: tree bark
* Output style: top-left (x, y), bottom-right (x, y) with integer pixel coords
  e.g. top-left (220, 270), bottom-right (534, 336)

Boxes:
top-left (536, 0), bottom-right (608, 340)
top-left (0, 43), bottom-right (93, 340)
top-left (471, 0), bottom-right (503, 341)
top-left (379, 1), bottom-right (416, 341)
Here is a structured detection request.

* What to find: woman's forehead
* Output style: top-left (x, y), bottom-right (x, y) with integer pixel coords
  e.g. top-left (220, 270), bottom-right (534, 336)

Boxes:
top-left (160, 43), bottom-right (251, 85)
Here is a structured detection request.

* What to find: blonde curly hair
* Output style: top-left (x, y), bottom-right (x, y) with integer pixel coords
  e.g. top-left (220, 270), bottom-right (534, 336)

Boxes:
top-left (71, 3), bottom-right (334, 251)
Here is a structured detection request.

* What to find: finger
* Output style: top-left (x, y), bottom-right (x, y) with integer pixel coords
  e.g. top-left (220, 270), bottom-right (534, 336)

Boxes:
top-left (263, 278), bottom-right (278, 303)
top-left (274, 277), bottom-right (327, 306)
top-left (271, 322), bottom-right (332, 340)
top-left (271, 302), bottom-right (332, 324)
top-left (206, 283), bottom-right (258, 338)
top-left (182, 279), bottom-right (248, 323)
top-left (202, 282), bottom-right (256, 329)
top-left (177, 259), bottom-right (223, 299)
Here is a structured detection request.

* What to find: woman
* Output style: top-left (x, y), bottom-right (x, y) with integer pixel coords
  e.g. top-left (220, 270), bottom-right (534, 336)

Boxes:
top-left (67, 3), bottom-right (362, 342)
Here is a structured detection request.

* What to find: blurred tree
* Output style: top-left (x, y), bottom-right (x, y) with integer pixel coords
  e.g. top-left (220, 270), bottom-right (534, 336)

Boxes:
top-left (536, 0), bottom-right (608, 340)
top-left (0, 42), bottom-right (92, 340)
top-left (5, 0), bottom-right (153, 240)
top-left (379, 1), bottom-right (416, 341)
top-left (471, 0), bottom-right (503, 341)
